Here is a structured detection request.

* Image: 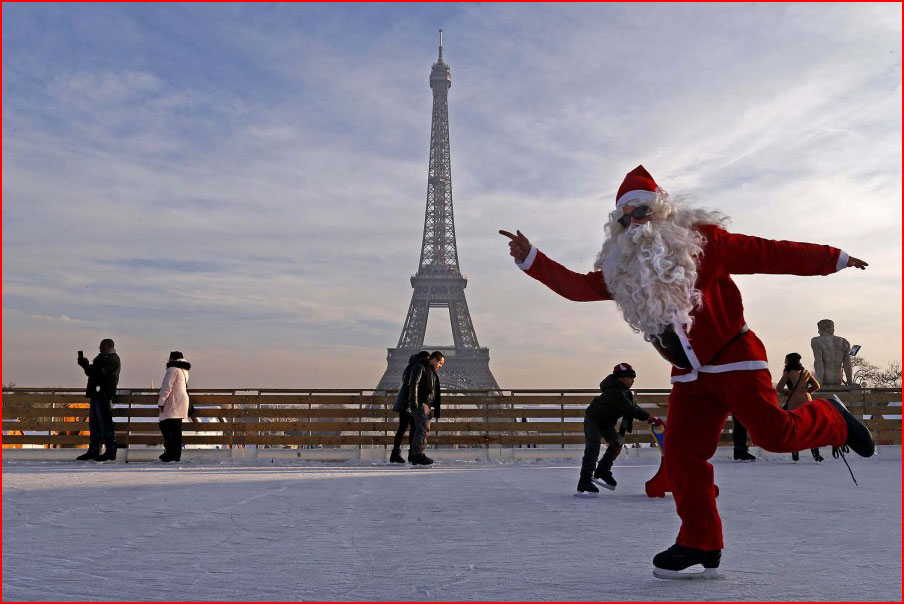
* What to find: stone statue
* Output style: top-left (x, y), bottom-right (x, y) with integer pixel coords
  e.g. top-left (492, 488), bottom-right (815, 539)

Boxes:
top-left (810, 319), bottom-right (853, 387)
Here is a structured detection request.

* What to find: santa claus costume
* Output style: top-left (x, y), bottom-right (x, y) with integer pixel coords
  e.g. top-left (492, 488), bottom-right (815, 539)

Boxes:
top-left (508, 165), bottom-right (874, 579)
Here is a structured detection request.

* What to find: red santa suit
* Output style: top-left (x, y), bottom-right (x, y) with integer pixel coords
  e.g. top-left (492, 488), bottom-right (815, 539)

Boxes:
top-left (518, 224), bottom-right (850, 551)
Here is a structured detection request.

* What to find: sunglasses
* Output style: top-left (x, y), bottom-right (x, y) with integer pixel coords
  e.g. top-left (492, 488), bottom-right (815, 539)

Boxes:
top-left (617, 205), bottom-right (652, 228)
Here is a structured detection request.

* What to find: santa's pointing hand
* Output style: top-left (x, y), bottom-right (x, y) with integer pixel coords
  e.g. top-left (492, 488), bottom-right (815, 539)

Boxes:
top-left (499, 229), bottom-right (531, 264)
top-left (847, 256), bottom-right (868, 270)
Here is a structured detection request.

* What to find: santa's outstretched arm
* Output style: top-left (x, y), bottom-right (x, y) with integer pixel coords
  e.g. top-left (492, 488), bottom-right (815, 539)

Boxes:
top-left (710, 226), bottom-right (867, 276)
top-left (500, 229), bottom-right (612, 302)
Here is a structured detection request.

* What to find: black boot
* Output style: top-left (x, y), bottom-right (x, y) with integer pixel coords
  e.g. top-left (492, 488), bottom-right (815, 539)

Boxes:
top-left (76, 449), bottom-right (99, 461)
top-left (811, 448), bottom-right (824, 463)
top-left (95, 443), bottom-right (117, 462)
top-left (389, 449), bottom-right (405, 464)
top-left (592, 469), bottom-right (617, 490)
top-left (827, 398), bottom-right (875, 457)
top-left (733, 448), bottom-right (756, 462)
top-left (576, 479), bottom-right (599, 495)
top-left (653, 543), bottom-right (721, 579)
top-left (791, 451), bottom-right (799, 462)
top-left (410, 453), bottom-right (434, 466)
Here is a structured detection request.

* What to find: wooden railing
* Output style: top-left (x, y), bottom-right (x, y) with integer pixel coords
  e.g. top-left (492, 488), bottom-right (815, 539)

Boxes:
top-left (2, 387), bottom-right (900, 449)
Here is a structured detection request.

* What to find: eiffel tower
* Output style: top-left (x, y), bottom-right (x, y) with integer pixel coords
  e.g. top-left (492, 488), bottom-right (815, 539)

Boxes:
top-left (376, 31), bottom-right (500, 392)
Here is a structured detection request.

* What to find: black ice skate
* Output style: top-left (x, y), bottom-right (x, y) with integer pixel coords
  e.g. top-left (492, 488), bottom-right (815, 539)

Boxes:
top-left (653, 543), bottom-right (722, 580)
top-left (410, 454), bottom-right (434, 466)
top-left (575, 480), bottom-right (599, 496)
top-left (733, 449), bottom-right (756, 462)
top-left (591, 470), bottom-right (617, 491)
top-left (827, 396), bottom-right (875, 458)
top-left (791, 451), bottom-right (800, 462)
top-left (811, 449), bottom-right (824, 463)
top-left (95, 444), bottom-right (117, 462)
top-left (389, 449), bottom-right (406, 464)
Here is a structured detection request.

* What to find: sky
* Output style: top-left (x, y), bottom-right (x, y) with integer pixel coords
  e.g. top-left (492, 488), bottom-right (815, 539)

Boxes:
top-left (2, 3), bottom-right (901, 390)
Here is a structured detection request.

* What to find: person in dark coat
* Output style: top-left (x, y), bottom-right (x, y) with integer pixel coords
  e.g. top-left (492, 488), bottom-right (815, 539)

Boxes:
top-left (75, 338), bottom-right (121, 461)
top-left (407, 351), bottom-right (445, 466)
top-left (577, 363), bottom-right (662, 494)
top-left (390, 351), bottom-right (430, 463)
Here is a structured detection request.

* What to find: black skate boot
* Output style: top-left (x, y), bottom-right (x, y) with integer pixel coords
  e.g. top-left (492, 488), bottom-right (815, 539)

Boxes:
top-left (76, 449), bottom-right (100, 461)
top-left (95, 443), bottom-right (117, 462)
top-left (389, 449), bottom-right (405, 464)
top-left (591, 469), bottom-right (617, 491)
top-left (653, 543), bottom-right (722, 580)
top-left (791, 451), bottom-right (800, 462)
top-left (827, 397), bottom-right (875, 458)
top-left (811, 449), bottom-right (824, 463)
top-left (410, 453), bottom-right (434, 466)
top-left (575, 479), bottom-right (599, 496)
top-left (733, 448), bottom-right (756, 462)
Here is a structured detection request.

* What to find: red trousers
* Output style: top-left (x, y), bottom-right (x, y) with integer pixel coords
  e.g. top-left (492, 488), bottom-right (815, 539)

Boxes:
top-left (664, 369), bottom-right (847, 550)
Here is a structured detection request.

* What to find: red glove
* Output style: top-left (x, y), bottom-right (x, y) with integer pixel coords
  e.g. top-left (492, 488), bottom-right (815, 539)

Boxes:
top-left (647, 416), bottom-right (664, 427)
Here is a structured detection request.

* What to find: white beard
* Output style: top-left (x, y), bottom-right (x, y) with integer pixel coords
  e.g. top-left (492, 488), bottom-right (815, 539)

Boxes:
top-left (595, 217), bottom-right (706, 340)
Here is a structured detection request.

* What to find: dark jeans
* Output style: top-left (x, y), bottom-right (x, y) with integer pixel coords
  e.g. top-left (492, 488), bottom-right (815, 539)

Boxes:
top-left (88, 396), bottom-right (116, 452)
top-left (410, 406), bottom-right (432, 456)
top-left (580, 416), bottom-right (621, 482)
top-left (159, 418), bottom-right (183, 460)
top-left (392, 411), bottom-right (414, 452)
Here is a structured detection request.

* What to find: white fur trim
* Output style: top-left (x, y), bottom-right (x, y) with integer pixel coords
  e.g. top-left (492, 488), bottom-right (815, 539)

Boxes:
top-left (835, 251), bottom-right (849, 272)
top-left (673, 323), bottom-right (702, 370)
top-left (516, 245), bottom-right (538, 271)
top-left (616, 189), bottom-right (658, 209)
top-left (670, 360), bottom-right (769, 384)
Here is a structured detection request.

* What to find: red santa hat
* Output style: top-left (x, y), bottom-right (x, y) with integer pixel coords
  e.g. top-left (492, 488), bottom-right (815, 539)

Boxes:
top-left (616, 165), bottom-right (659, 209)
top-left (612, 362), bottom-right (636, 378)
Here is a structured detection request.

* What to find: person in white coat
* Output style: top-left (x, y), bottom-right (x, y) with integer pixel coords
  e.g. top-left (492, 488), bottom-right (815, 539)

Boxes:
top-left (157, 351), bottom-right (191, 462)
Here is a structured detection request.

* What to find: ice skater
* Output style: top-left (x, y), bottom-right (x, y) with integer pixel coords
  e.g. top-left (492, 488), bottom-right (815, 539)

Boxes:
top-left (390, 351), bottom-right (430, 463)
top-left (577, 363), bottom-right (663, 495)
top-left (75, 338), bottom-right (121, 462)
top-left (500, 165), bottom-right (874, 579)
top-left (407, 351), bottom-right (445, 466)
top-left (777, 352), bottom-right (824, 463)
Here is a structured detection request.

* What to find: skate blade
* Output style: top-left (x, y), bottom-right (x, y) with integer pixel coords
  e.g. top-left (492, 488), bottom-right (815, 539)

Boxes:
top-left (574, 491), bottom-right (599, 497)
top-left (653, 567), bottom-right (722, 580)
top-left (591, 478), bottom-right (616, 491)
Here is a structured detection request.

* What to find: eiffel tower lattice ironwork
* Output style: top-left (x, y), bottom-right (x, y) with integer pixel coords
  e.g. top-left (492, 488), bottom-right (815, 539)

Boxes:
top-left (376, 31), bottom-right (500, 393)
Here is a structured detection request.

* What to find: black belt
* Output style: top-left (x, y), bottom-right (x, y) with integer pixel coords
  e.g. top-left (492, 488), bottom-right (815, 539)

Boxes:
top-left (650, 324), bottom-right (748, 370)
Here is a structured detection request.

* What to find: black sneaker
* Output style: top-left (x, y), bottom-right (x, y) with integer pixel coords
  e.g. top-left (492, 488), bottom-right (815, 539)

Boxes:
top-left (592, 471), bottom-right (617, 490)
top-left (576, 480), bottom-right (599, 496)
top-left (733, 449), bottom-right (756, 462)
top-left (389, 450), bottom-right (406, 464)
top-left (653, 543), bottom-right (722, 580)
top-left (827, 397), bottom-right (875, 457)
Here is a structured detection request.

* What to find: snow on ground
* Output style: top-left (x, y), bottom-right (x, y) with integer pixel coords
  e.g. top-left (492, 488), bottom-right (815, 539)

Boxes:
top-left (2, 454), bottom-right (900, 601)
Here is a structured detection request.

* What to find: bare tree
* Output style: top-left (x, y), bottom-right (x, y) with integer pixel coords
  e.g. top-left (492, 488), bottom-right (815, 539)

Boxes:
top-left (851, 357), bottom-right (902, 388)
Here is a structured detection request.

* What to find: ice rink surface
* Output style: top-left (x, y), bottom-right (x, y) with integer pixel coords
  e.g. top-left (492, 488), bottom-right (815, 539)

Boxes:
top-left (2, 454), bottom-right (900, 601)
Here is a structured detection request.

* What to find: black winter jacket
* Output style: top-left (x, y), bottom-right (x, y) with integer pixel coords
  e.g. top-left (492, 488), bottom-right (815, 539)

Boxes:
top-left (585, 374), bottom-right (649, 443)
top-left (407, 359), bottom-right (442, 419)
top-left (78, 350), bottom-right (121, 399)
top-left (392, 355), bottom-right (421, 413)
